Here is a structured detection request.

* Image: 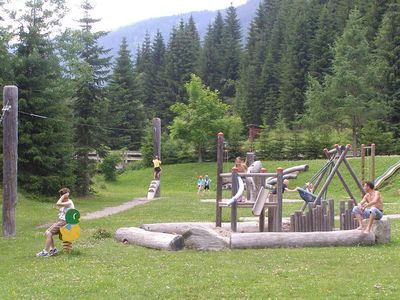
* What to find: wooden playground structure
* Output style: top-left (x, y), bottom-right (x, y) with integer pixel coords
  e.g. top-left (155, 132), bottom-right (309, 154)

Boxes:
top-left (115, 133), bottom-right (390, 251)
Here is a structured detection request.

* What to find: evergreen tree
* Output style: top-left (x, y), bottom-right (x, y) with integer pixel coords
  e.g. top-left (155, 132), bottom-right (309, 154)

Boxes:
top-left (0, 0), bottom-right (13, 88)
top-left (13, 0), bottom-right (75, 195)
top-left (135, 32), bottom-right (155, 113)
top-left (374, 1), bottom-right (400, 136)
top-left (199, 12), bottom-right (224, 92)
top-left (304, 9), bottom-right (382, 152)
top-left (278, 0), bottom-right (314, 124)
top-left (107, 37), bottom-right (145, 150)
top-left (151, 30), bottom-right (167, 119)
top-left (74, 0), bottom-right (111, 195)
top-left (221, 5), bottom-right (242, 99)
top-left (164, 18), bottom-right (201, 124)
top-left (236, 0), bottom-right (270, 126)
top-left (309, 3), bottom-right (337, 82)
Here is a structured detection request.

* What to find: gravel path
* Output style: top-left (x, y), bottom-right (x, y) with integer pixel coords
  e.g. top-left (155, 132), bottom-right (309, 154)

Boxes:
top-left (81, 197), bottom-right (156, 220)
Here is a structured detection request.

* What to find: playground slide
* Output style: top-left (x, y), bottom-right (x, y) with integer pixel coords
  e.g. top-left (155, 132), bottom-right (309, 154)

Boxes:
top-left (374, 160), bottom-right (400, 190)
top-left (252, 186), bottom-right (270, 216)
top-left (147, 180), bottom-right (160, 200)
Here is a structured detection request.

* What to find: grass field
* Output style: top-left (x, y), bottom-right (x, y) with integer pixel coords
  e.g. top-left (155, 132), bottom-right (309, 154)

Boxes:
top-left (1, 157), bottom-right (400, 299)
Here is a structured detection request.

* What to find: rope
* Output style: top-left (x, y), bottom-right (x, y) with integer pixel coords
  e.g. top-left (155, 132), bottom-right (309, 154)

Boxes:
top-left (18, 110), bottom-right (145, 133)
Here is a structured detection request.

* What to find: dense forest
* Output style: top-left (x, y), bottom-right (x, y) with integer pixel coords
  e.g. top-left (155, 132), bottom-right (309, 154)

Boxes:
top-left (0, 0), bottom-right (399, 196)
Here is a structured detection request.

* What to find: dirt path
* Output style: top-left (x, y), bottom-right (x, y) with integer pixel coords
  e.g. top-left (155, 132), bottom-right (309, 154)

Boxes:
top-left (81, 197), bottom-right (156, 221)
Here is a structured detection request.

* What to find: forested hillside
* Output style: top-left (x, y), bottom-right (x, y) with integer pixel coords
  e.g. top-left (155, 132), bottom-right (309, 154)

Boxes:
top-left (0, 0), bottom-right (399, 196)
top-left (99, 0), bottom-right (261, 58)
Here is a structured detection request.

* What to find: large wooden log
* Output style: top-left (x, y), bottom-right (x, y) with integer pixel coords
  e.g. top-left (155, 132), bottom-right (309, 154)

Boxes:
top-left (182, 227), bottom-right (229, 251)
top-left (230, 230), bottom-right (375, 249)
top-left (141, 222), bottom-right (264, 234)
top-left (115, 227), bottom-right (184, 251)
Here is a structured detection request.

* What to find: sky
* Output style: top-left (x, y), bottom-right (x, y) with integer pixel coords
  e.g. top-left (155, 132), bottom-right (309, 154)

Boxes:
top-left (12, 0), bottom-right (248, 31)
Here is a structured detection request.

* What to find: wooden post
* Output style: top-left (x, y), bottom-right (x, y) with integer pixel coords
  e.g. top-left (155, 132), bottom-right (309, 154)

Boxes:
top-left (324, 148), bottom-right (355, 201)
top-left (336, 145), bottom-right (365, 199)
top-left (371, 144), bottom-right (376, 182)
top-left (308, 203), bottom-right (314, 231)
top-left (314, 145), bottom-right (350, 206)
top-left (361, 144), bottom-right (365, 183)
top-left (2, 86), bottom-right (18, 237)
top-left (152, 118), bottom-right (161, 197)
top-left (259, 168), bottom-right (267, 232)
top-left (216, 132), bottom-right (224, 227)
top-left (339, 201), bottom-right (345, 230)
top-left (231, 167), bottom-right (239, 232)
top-left (276, 168), bottom-right (284, 232)
top-left (328, 199), bottom-right (334, 230)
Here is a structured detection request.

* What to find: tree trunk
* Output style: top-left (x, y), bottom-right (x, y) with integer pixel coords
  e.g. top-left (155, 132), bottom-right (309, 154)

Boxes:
top-left (352, 124), bottom-right (358, 157)
top-left (198, 145), bottom-right (203, 162)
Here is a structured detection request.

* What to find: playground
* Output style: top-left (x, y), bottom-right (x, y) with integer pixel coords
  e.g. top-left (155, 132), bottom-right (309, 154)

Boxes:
top-left (1, 154), bottom-right (400, 298)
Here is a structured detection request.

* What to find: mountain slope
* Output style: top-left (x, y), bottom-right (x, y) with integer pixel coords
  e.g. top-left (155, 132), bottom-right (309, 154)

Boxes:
top-left (100, 0), bottom-right (261, 58)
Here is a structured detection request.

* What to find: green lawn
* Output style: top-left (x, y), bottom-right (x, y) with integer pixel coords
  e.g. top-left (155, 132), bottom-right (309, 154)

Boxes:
top-left (1, 157), bottom-right (400, 299)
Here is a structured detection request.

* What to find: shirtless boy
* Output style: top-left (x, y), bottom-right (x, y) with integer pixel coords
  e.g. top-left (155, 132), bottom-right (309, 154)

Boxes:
top-left (352, 181), bottom-right (383, 234)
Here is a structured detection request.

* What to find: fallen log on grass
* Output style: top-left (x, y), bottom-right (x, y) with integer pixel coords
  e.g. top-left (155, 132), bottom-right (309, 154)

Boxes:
top-left (182, 227), bottom-right (230, 251)
top-left (141, 222), bottom-right (263, 234)
top-left (115, 227), bottom-right (184, 251)
top-left (231, 230), bottom-right (375, 249)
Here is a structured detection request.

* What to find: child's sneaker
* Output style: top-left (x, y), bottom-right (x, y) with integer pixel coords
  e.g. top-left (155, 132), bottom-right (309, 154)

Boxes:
top-left (36, 250), bottom-right (50, 257)
top-left (49, 248), bottom-right (58, 256)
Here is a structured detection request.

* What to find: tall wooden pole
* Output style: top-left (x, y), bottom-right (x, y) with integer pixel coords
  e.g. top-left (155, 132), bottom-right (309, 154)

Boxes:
top-left (152, 118), bottom-right (161, 197)
top-left (371, 143), bottom-right (376, 182)
top-left (216, 132), bottom-right (224, 227)
top-left (361, 144), bottom-right (365, 184)
top-left (152, 118), bottom-right (161, 159)
top-left (276, 167), bottom-right (284, 232)
top-left (2, 86), bottom-right (18, 237)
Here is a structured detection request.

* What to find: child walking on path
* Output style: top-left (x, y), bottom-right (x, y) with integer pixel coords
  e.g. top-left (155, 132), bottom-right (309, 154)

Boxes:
top-left (36, 188), bottom-right (75, 257)
top-left (203, 175), bottom-right (211, 193)
top-left (197, 176), bottom-right (204, 194)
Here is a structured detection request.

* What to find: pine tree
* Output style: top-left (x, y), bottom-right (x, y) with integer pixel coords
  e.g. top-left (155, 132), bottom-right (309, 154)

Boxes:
top-left (221, 5), bottom-right (242, 99)
top-left (236, 0), bottom-right (270, 126)
top-left (0, 1), bottom-right (13, 88)
top-left (13, 0), bottom-right (76, 195)
top-left (199, 12), bottom-right (224, 92)
top-left (278, 0), bottom-right (315, 124)
top-left (374, 1), bottom-right (400, 136)
top-left (163, 18), bottom-right (201, 124)
top-left (304, 9), bottom-right (382, 152)
top-left (135, 32), bottom-right (155, 112)
top-left (107, 37), bottom-right (145, 150)
top-left (74, 0), bottom-right (111, 195)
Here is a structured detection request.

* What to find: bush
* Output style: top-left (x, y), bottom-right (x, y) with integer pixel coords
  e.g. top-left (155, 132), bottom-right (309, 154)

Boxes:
top-left (99, 153), bottom-right (121, 181)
